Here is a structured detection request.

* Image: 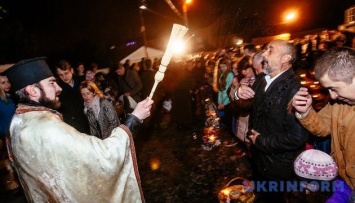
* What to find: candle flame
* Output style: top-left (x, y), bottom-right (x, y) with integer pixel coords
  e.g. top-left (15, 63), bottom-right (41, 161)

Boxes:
top-left (221, 188), bottom-right (230, 196)
top-left (209, 135), bottom-right (216, 142)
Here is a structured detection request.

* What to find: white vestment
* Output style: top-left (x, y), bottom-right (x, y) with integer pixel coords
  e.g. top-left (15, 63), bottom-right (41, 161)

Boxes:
top-left (8, 105), bottom-right (144, 203)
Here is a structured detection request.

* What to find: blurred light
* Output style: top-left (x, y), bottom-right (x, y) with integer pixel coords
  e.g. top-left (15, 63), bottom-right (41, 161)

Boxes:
top-left (110, 45), bottom-right (116, 50)
top-left (149, 158), bottom-right (161, 170)
top-left (276, 33), bottom-right (291, 40)
top-left (236, 39), bottom-right (243, 46)
top-left (173, 39), bottom-right (186, 54)
top-left (185, 0), bottom-right (192, 4)
top-left (125, 41), bottom-right (137, 46)
top-left (140, 5), bottom-right (147, 9)
top-left (285, 12), bottom-right (296, 21)
top-left (300, 73), bottom-right (306, 78)
top-left (284, 10), bottom-right (297, 23)
top-left (209, 135), bottom-right (216, 142)
top-left (313, 81), bottom-right (319, 84)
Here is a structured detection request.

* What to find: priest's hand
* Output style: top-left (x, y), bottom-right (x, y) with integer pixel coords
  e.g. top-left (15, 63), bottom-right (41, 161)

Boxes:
top-left (132, 97), bottom-right (154, 120)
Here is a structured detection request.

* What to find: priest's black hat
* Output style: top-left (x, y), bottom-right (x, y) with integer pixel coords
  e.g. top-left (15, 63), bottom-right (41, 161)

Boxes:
top-left (4, 57), bottom-right (54, 92)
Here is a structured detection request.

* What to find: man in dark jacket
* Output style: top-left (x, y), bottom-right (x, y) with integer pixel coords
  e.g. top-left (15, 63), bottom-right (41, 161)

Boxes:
top-left (114, 64), bottom-right (143, 113)
top-left (56, 60), bottom-right (90, 134)
top-left (237, 40), bottom-right (308, 202)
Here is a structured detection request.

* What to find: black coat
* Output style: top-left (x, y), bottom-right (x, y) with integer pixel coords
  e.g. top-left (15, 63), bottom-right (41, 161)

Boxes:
top-left (57, 78), bottom-right (90, 134)
top-left (116, 69), bottom-right (143, 103)
top-left (140, 69), bottom-right (156, 99)
top-left (250, 68), bottom-right (308, 180)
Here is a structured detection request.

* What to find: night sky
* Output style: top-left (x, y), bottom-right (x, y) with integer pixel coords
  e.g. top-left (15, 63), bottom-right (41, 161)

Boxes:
top-left (0, 0), bottom-right (353, 66)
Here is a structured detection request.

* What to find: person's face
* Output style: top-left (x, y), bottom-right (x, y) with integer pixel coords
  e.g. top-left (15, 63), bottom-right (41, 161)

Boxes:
top-left (262, 41), bottom-right (284, 75)
top-left (38, 77), bottom-right (62, 109)
top-left (56, 68), bottom-right (74, 84)
top-left (196, 62), bottom-right (202, 68)
top-left (0, 76), bottom-right (11, 93)
top-left (115, 67), bottom-right (125, 76)
top-left (80, 88), bottom-right (95, 103)
top-left (186, 62), bottom-right (194, 71)
top-left (219, 63), bottom-right (228, 72)
top-left (244, 49), bottom-right (252, 57)
top-left (232, 65), bottom-right (239, 76)
top-left (241, 67), bottom-right (254, 78)
top-left (134, 64), bottom-right (140, 72)
top-left (320, 74), bottom-right (355, 105)
top-left (231, 77), bottom-right (239, 87)
top-left (77, 65), bottom-right (85, 74)
top-left (85, 70), bottom-right (95, 81)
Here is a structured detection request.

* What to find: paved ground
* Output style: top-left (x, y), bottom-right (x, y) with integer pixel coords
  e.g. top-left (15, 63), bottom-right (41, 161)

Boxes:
top-left (136, 120), bottom-right (252, 203)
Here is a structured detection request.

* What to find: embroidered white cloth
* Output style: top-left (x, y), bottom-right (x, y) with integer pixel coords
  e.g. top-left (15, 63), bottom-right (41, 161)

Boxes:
top-left (9, 105), bottom-right (144, 203)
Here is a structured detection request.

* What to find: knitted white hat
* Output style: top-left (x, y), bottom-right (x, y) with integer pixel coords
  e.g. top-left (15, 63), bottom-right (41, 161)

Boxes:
top-left (294, 149), bottom-right (338, 181)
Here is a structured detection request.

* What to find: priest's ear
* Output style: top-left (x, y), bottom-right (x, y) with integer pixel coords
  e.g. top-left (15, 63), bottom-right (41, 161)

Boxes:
top-left (25, 84), bottom-right (40, 98)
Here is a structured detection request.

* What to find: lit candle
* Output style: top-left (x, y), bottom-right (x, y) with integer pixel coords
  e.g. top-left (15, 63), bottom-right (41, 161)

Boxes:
top-left (209, 135), bottom-right (216, 142)
top-left (149, 24), bottom-right (188, 98)
top-left (221, 189), bottom-right (230, 203)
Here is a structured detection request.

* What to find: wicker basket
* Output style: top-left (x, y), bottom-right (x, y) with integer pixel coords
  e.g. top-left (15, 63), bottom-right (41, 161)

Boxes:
top-left (218, 177), bottom-right (255, 203)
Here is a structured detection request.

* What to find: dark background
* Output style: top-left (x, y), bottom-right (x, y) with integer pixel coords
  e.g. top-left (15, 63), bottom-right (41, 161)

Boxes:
top-left (0, 0), bottom-right (353, 66)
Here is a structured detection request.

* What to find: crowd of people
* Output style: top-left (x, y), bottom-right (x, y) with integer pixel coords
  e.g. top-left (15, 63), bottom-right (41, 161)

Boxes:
top-left (0, 33), bottom-right (355, 202)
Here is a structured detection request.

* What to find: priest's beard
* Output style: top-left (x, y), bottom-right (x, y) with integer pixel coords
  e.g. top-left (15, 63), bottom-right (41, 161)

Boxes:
top-left (38, 86), bottom-right (61, 109)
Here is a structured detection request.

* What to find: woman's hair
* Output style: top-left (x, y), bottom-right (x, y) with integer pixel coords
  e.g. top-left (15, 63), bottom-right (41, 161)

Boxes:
top-left (237, 56), bottom-right (252, 71)
top-left (213, 58), bottom-right (231, 92)
top-left (79, 80), bottom-right (104, 99)
top-left (0, 76), bottom-right (8, 102)
top-left (0, 88), bottom-right (6, 102)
